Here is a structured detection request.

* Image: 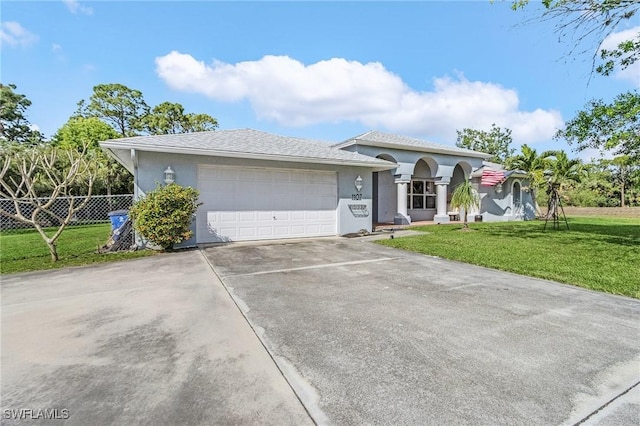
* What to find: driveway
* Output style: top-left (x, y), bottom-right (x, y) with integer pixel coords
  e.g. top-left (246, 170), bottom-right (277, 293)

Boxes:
top-left (1, 252), bottom-right (311, 425)
top-left (202, 236), bottom-right (640, 425)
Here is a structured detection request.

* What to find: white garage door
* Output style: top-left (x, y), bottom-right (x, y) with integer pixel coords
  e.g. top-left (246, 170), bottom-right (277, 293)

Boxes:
top-left (197, 165), bottom-right (337, 243)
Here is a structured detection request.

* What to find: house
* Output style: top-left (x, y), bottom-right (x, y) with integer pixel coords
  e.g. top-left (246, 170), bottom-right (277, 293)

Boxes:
top-left (100, 129), bottom-right (534, 246)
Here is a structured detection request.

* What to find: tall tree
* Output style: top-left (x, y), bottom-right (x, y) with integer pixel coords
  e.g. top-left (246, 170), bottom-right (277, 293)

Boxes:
top-left (142, 102), bottom-right (218, 135)
top-left (182, 112), bottom-right (219, 133)
top-left (86, 83), bottom-right (149, 137)
top-left (0, 83), bottom-right (44, 144)
top-left (505, 144), bottom-right (556, 216)
top-left (556, 90), bottom-right (640, 162)
top-left (455, 124), bottom-right (514, 164)
top-left (510, 0), bottom-right (639, 77)
top-left (53, 116), bottom-right (120, 150)
top-left (52, 117), bottom-right (131, 196)
top-left (607, 155), bottom-right (638, 207)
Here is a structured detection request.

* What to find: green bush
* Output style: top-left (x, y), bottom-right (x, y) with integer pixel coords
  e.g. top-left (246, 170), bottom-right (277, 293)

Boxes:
top-left (129, 184), bottom-right (201, 250)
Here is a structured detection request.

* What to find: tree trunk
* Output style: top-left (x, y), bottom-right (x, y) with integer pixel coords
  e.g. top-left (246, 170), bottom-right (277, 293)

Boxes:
top-left (621, 182), bottom-right (625, 207)
top-left (531, 189), bottom-right (543, 217)
top-left (47, 241), bottom-right (59, 262)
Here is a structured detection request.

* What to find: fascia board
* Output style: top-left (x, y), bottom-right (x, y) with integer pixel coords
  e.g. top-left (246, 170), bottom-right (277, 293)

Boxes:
top-left (99, 142), bottom-right (398, 171)
top-left (339, 139), bottom-right (492, 160)
top-left (100, 146), bottom-right (134, 173)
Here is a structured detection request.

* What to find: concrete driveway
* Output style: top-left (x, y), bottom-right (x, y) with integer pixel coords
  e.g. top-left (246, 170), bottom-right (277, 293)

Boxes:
top-left (1, 252), bottom-right (311, 425)
top-left (202, 236), bottom-right (640, 425)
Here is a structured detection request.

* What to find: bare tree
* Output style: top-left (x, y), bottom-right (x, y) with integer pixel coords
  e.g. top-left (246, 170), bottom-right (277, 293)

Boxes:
top-left (0, 144), bottom-right (97, 261)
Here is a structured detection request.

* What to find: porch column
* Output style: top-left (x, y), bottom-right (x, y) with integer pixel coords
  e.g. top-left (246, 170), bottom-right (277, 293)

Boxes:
top-left (434, 181), bottom-right (450, 224)
top-left (394, 180), bottom-right (411, 225)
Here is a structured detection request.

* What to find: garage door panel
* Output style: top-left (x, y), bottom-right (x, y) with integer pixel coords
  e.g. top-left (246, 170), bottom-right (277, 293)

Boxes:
top-left (290, 225), bottom-right (305, 234)
top-left (291, 211), bottom-right (305, 221)
top-left (198, 165), bottom-right (337, 243)
top-left (271, 226), bottom-right (285, 235)
top-left (238, 227), bottom-right (257, 238)
top-left (218, 227), bottom-right (238, 237)
top-left (319, 210), bottom-right (335, 220)
top-left (257, 211), bottom-right (273, 221)
top-left (220, 212), bottom-right (237, 222)
top-left (238, 211), bottom-right (256, 222)
top-left (257, 227), bottom-right (274, 236)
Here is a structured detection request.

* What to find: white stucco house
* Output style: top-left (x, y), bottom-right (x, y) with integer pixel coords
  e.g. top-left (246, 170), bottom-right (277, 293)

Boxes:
top-left (100, 129), bottom-right (534, 247)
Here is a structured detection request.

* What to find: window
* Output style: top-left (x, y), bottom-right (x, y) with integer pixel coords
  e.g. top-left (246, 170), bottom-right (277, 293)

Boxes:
top-left (408, 179), bottom-right (436, 209)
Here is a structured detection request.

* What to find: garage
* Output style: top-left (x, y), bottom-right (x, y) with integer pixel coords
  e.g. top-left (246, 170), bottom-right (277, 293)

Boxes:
top-left (197, 165), bottom-right (337, 243)
top-left (100, 129), bottom-right (396, 246)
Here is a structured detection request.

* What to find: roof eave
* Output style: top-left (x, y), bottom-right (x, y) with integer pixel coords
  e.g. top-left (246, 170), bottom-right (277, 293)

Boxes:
top-left (336, 139), bottom-right (491, 159)
top-left (99, 141), bottom-right (397, 171)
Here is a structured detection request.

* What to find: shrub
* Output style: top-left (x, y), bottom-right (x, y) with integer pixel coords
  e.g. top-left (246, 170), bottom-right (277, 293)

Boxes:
top-left (129, 184), bottom-right (201, 250)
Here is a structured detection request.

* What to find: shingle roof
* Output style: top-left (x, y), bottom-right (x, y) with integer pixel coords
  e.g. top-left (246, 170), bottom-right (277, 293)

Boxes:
top-left (333, 130), bottom-right (491, 159)
top-left (100, 129), bottom-right (396, 169)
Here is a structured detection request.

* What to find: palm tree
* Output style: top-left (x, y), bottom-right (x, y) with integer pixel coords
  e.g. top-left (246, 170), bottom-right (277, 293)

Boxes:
top-left (450, 179), bottom-right (480, 230)
top-left (545, 150), bottom-right (586, 189)
top-left (506, 144), bottom-right (555, 217)
top-left (540, 150), bottom-right (586, 221)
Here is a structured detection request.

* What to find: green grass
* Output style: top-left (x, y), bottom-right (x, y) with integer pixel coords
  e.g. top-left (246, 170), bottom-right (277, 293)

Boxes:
top-left (1, 223), bottom-right (156, 275)
top-left (377, 217), bottom-right (640, 299)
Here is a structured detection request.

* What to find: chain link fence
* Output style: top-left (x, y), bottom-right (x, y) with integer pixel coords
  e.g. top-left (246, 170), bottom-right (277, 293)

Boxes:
top-left (0, 194), bottom-right (133, 231)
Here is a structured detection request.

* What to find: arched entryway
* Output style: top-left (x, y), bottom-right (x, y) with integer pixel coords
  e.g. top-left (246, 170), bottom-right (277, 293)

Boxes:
top-left (407, 158), bottom-right (438, 221)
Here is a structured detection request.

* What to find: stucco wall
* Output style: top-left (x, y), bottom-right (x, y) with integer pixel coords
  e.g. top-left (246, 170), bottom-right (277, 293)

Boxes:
top-left (342, 145), bottom-right (484, 181)
top-left (135, 150), bottom-right (376, 246)
top-left (345, 145), bottom-right (485, 223)
top-left (478, 177), bottom-right (535, 222)
top-left (375, 170), bottom-right (396, 223)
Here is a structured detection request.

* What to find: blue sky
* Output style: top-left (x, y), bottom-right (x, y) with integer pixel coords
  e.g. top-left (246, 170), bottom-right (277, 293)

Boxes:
top-left (1, 1), bottom-right (637, 160)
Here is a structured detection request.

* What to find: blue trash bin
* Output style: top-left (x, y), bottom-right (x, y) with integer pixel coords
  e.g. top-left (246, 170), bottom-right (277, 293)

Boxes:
top-left (108, 210), bottom-right (129, 232)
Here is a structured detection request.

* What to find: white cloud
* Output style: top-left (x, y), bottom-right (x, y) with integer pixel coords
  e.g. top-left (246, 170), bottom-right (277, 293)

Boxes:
top-left (63, 0), bottom-right (93, 15)
top-left (600, 26), bottom-right (640, 87)
top-left (156, 51), bottom-right (563, 144)
top-left (52, 43), bottom-right (62, 51)
top-left (576, 147), bottom-right (614, 163)
top-left (0, 21), bottom-right (38, 48)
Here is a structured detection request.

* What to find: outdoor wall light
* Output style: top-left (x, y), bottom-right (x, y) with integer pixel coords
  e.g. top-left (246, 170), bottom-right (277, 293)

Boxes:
top-left (164, 166), bottom-right (175, 184)
top-left (355, 175), bottom-right (363, 192)
top-left (495, 183), bottom-right (503, 194)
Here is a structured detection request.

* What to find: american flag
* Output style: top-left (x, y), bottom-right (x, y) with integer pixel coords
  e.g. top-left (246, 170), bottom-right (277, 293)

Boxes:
top-left (481, 169), bottom-right (505, 186)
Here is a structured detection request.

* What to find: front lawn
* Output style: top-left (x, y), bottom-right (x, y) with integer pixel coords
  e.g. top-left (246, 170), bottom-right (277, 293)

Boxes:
top-left (377, 217), bottom-right (640, 299)
top-left (1, 223), bottom-right (155, 275)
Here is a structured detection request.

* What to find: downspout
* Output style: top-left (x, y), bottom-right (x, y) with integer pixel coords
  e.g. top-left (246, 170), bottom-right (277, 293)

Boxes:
top-left (130, 148), bottom-right (141, 247)
top-left (131, 148), bottom-right (139, 199)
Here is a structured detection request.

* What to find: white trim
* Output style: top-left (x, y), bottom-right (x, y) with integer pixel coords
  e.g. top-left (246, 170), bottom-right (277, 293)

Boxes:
top-left (335, 139), bottom-right (491, 159)
top-left (100, 141), bottom-right (397, 171)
